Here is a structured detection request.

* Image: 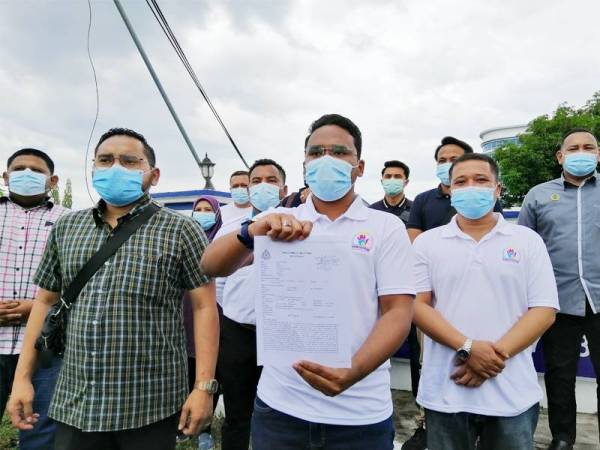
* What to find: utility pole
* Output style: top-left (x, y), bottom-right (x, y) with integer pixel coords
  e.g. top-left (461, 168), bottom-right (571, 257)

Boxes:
top-left (113, 0), bottom-right (203, 169)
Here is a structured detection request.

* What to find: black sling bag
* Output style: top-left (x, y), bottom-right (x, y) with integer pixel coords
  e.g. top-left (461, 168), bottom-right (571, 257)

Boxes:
top-left (35, 203), bottom-right (160, 366)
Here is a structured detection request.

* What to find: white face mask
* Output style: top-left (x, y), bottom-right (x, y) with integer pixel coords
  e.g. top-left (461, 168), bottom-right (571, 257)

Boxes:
top-left (249, 182), bottom-right (281, 212)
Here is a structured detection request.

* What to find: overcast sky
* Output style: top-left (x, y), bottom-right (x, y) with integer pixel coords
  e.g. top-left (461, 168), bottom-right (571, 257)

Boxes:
top-left (2, 0), bottom-right (600, 208)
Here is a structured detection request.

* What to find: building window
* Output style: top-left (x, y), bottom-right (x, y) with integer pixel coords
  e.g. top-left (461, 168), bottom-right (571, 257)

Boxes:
top-left (481, 137), bottom-right (519, 154)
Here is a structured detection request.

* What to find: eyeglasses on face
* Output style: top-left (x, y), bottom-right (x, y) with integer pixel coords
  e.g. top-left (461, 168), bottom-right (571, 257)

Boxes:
top-left (93, 154), bottom-right (147, 169)
top-left (305, 145), bottom-right (357, 158)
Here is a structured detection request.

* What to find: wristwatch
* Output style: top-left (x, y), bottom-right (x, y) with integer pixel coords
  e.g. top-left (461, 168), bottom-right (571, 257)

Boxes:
top-left (194, 379), bottom-right (219, 394)
top-left (237, 219), bottom-right (255, 250)
top-left (455, 338), bottom-right (473, 363)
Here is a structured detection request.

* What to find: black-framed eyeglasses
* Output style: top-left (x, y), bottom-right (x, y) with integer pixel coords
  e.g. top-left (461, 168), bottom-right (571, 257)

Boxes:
top-left (305, 145), bottom-right (356, 158)
top-left (93, 154), bottom-right (147, 169)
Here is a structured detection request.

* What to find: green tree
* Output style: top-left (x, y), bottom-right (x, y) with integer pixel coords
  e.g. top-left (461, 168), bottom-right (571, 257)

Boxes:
top-left (0, 185), bottom-right (4, 197)
top-left (50, 185), bottom-right (60, 205)
top-left (62, 178), bottom-right (72, 209)
top-left (493, 92), bottom-right (600, 207)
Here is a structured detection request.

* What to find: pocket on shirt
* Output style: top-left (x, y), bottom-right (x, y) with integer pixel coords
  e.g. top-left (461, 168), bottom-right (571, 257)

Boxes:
top-left (117, 253), bottom-right (177, 299)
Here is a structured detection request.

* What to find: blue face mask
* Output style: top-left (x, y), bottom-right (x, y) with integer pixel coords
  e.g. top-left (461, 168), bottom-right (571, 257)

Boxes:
top-left (451, 187), bottom-right (496, 220)
top-left (305, 155), bottom-right (354, 202)
top-left (192, 211), bottom-right (216, 230)
top-left (249, 182), bottom-right (281, 212)
top-left (436, 163), bottom-right (452, 186)
top-left (382, 179), bottom-right (405, 196)
top-left (92, 165), bottom-right (145, 206)
top-left (231, 187), bottom-right (250, 205)
top-left (564, 152), bottom-right (598, 177)
top-left (8, 169), bottom-right (48, 196)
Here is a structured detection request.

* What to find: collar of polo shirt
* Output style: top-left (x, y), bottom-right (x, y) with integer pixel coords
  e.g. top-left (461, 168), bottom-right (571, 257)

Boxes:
top-left (304, 195), bottom-right (368, 222)
top-left (441, 213), bottom-right (512, 240)
top-left (435, 184), bottom-right (450, 199)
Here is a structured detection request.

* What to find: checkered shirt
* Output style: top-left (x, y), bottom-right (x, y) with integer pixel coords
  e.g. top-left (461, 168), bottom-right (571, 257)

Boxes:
top-left (33, 195), bottom-right (210, 431)
top-left (0, 197), bottom-right (68, 354)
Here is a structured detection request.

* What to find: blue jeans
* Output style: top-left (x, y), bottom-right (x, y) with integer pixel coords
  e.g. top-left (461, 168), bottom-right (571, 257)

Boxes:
top-left (425, 403), bottom-right (539, 450)
top-left (251, 397), bottom-right (395, 450)
top-left (19, 358), bottom-right (62, 450)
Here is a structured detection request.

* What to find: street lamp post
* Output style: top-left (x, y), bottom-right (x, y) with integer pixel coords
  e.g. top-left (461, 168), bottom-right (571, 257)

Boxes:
top-left (200, 153), bottom-right (215, 190)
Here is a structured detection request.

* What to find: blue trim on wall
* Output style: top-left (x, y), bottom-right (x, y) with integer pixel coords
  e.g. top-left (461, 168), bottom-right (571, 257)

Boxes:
top-left (152, 189), bottom-right (231, 199)
top-left (163, 202), bottom-right (196, 211)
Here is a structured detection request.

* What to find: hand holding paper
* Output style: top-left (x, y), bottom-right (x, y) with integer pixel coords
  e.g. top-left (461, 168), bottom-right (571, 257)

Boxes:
top-left (249, 213), bottom-right (313, 241)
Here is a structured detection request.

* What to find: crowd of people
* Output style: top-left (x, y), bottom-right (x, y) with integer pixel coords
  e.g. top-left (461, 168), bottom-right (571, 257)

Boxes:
top-left (0, 113), bottom-right (598, 450)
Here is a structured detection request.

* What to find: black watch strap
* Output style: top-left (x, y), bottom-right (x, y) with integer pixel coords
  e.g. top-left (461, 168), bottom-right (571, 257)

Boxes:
top-left (237, 219), bottom-right (254, 250)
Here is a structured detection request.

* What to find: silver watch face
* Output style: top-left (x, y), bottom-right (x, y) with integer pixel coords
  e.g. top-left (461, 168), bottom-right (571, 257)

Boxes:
top-left (456, 349), bottom-right (470, 362)
top-left (206, 379), bottom-right (219, 394)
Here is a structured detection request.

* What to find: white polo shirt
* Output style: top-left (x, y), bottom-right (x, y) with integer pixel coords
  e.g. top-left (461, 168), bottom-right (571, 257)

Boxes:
top-left (214, 215), bottom-right (251, 315)
top-left (220, 202), bottom-right (252, 225)
top-left (256, 195), bottom-right (416, 425)
top-left (414, 214), bottom-right (559, 417)
top-left (222, 265), bottom-right (255, 325)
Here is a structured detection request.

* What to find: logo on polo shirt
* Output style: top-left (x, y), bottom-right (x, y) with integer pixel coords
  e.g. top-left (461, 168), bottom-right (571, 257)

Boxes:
top-left (550, 193), bottom-right (560, 201)
top-left (352, 232), bottom-right (372, 252)
top-left (502, 247), bottom-right (520, 263)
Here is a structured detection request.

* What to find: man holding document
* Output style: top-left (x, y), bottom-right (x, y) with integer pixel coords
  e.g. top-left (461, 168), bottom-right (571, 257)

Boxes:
top-left (202, 113), bottom-right (416, 450)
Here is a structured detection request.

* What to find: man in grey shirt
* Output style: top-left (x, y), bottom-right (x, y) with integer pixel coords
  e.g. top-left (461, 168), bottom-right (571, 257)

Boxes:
top-left (519, 128), bottom-right (600, 450)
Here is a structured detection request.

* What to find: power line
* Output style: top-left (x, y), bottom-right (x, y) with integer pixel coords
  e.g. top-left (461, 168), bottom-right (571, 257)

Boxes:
top-left (145, 0), bottom-right (249, 168)
top-left (114, 0), bottom-right (206, 170)
top-left (84, 0), bottom-right (100, 205)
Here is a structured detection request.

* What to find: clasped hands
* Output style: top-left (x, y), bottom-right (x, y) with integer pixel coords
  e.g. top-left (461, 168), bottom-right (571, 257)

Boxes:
top-left (451, 340), bottom-right (509, 388)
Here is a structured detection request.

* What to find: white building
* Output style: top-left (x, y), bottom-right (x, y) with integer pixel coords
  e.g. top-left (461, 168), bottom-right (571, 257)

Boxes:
top-left (480, 124), bottom-right (527, 154)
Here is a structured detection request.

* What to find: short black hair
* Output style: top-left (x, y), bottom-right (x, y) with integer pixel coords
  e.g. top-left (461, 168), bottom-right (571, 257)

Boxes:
top-left (7, 148), bottom-right (55, 174)
top-left (305, 114), bottom-right (363, 158)
top-left (94, 128), bottom-right (156, 167)
top-left (381, 160), bottom-right (410, 178)
top-left (249, 158), bottom-right (286, 183)
top-left (230, 170), bottom-right (249, 179)
top-left (562, 127), bottom-right (597, 142)
top-left (449, 153), bottom-right (499, 182)
top-left (434, 136), bottom-right (473, 160)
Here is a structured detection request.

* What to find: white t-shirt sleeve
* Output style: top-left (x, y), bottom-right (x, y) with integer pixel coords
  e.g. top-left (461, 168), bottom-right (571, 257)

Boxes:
top-left (413, 234), bottom-right (432, 294)
top-left (526, 232), bottom-right (560, 310)
top-left (213, 226), bottom-right (227, 240)
top-left (375, 217), bottom-right (416, 296)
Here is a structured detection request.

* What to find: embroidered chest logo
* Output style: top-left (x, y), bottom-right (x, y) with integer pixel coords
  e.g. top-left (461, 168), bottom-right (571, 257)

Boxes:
top-left (502, 247), bottom-right (521, 263)
top-left (352, 232), bottom-right (373, 252)
top-left (550, 193), bottom-right (560, 201)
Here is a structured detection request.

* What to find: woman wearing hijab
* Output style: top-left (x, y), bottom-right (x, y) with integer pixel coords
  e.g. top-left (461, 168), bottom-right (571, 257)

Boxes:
top-left (184, 195), bottom-right (222, 450)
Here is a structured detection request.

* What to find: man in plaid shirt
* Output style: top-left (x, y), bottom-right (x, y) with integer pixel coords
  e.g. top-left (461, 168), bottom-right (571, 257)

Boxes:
top-left (8, 128), bottom-right (219, 450)
top-left (1, 148), bottom-right (68, 449)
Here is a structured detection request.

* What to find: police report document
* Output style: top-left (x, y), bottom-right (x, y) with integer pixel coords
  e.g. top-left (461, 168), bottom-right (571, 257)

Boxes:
top-left (254, 236), bottom-right (352, 368)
